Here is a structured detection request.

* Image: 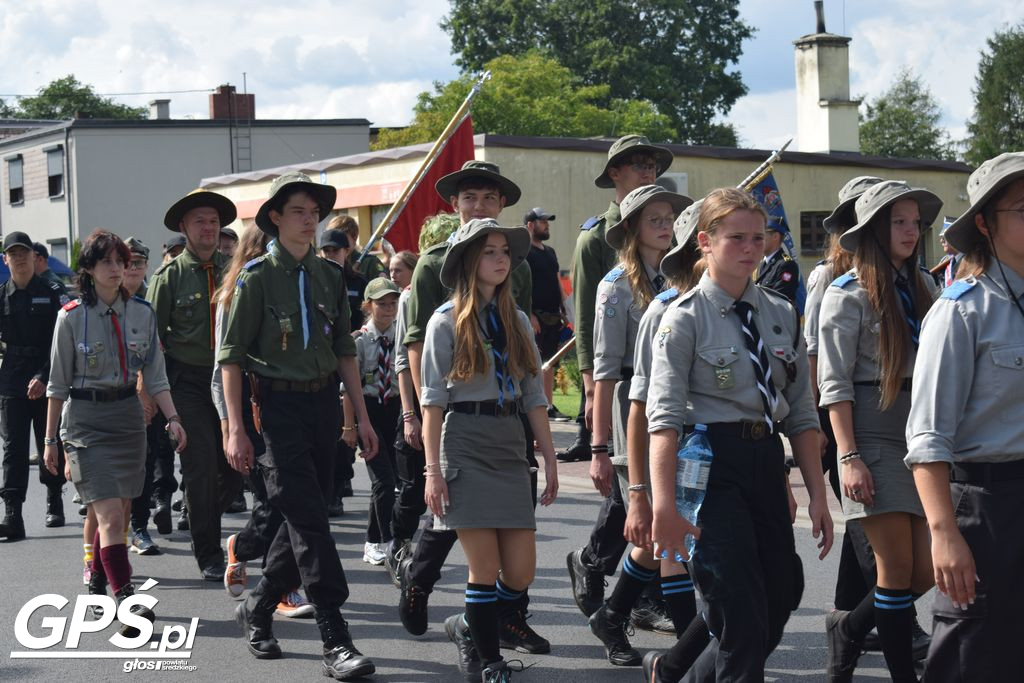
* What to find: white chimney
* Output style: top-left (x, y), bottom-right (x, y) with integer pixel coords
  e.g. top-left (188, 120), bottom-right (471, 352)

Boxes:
top-left (149, 99), bottom-right (171, 120)
top-left (793, 1), bottom-right (860, 153)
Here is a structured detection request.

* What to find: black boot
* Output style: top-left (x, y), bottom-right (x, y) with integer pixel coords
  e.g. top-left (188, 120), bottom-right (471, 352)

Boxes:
top-left (0, 499), bottom-right (25, 540)
top-left (589, 603), bottom-right (641, 666)
top-left (317, 608), bottom-right (376, 680)
top-left (176, 502), bottom-right (189, 531)
top-left (556, 437), bottom-right (591, 463)
top-left (153, 494), bottom-right (172, 535)
top-left (236, 585), bottom-right (281, 659)
top-left (384, 538), bottom-right (409, 589)
top-left (45, 488), bottom-right (65, 528)
top-left (87, 567), bottom-right (108, 619)
top-left (115, 584), bottom-right (156, 639)
top-left (826, 610), bottom-right (862, 683)
top-left (326, 492), bottom-right (345, 518)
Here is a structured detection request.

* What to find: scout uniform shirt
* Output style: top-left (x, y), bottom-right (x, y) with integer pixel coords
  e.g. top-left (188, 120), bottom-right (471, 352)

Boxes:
top-left (354, 319), bottom-right (399, 403)
top-left (645, 272), bottom-right (818, 438)
top-left (905, 265), bottom-right (1024, 467)
top-left (802, 262), bottom-right (832, 356)
top-left (628, 287), bottom-right (680, 406)
top-left (0, 275), bottom-right (66, 397)
top-left (147, 248), bottom-right (228, 367)
top-left (571, 201), bottom-right (620, 372)
top-left (592, 262), bottom-right (665, 383)
top-left (217, 243), bottom-right (356, 381)
top-left (394, 288), bottom-right (412, 377)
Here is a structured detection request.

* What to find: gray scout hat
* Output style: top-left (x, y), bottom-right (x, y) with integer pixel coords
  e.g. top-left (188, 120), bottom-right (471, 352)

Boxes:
top-left (660, 198), bottom-right (704, 280)
top-left (594, 135), bottom-right (674, 189)
top-left (434, 160), bottom-right (522, 206)
top-left (605, 184), bottom-right (693, 250)
top-left (839, 180), bottom-right (943, 253)
top-left (944, 152), bottom-right (1024, 253)
top-left (822, 176), bottom-right (884, 234)
top-left (439, 218), bottom-right (531, 289)
top-left (364, 276), bottom-right (401, 301)
top-left (164, 188), bottom-right (237, 232)
top-left (255, 172), bottom-right (337, 237)
top-left (125, 237), bottom-right (150, 260)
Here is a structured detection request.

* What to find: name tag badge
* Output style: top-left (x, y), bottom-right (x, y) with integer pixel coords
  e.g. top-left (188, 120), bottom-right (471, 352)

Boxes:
top-left (714, 366), bottom-right (734, 390)
top-left (363, 373), bottom-right (375, 386)
top-left (86, 354), bottom-right (98, 369)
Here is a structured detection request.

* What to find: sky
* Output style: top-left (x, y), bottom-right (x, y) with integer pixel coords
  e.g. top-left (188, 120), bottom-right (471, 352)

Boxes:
top-left (1, 0), bottom-right (1019, 151)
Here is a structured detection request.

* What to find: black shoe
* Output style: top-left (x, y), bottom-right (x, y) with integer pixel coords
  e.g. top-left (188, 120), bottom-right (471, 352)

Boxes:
top-left (227, 490), bottom-right (247, 513)
top-left (326, 494), bottom-right (345, 518)
top-left (481, 659), bottom-right (520, 683)
top-left (153, 498), bottom-right (172, 535)
top-left (499, 609), bottom-right (550, 654)
top-left (912, 618), bottom-right (931, 661)
top-left (171, 497), bottom-right (183, 512)
top-left (115, 585), bottom-right (156, 639)
top-left (0, 500), bottom-right (25, 541)
top-left (631, 597), bottom-right (676, 635)
top-left (589, 604), bottom-right (641, 666)
top-left (176, 506), bottom-right (189, 531)
top-left (318, 611), bottom-right (375, 680)
top-left (78, 504), bottom-right (88, 517)
top-left (445, 614), bottom-right (481, 681)
top-left (566, 548), bottom-right (605, 617)
top-left (556, 439), bottom-right (591, 463)
top-left (201, 563), bottom-right (225, 582)
top-left (384, 539), bottom-right (409, 589)
top-left (235, 601), bottom-right (281, 659)
top-left (642, 650), bottom-right (667, 682)
top-left (398, 560), bottom-right (429, 636)
top-left (339, 479), bottom-right (354, 498)
top-left (547, 406), bottom-right (572, 422)
top-left (45, 488), bottom-right (65, 528)
top-left (826, 609), bottom-right (861, 683)
top-left (87, 567), bottom-right (108, 619)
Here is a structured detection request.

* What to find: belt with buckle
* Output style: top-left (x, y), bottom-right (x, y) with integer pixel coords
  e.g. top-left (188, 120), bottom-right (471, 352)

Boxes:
top-left (688, 421), bottom-right (779, 441)
top-left (449, 400), bottom-right (520, 417)
top-left (951, 459), bottom-right (1024, 484)
top-left (266, 373), bottom-right (338, 393)
top-left (69, 385), bottom-right (137, 402)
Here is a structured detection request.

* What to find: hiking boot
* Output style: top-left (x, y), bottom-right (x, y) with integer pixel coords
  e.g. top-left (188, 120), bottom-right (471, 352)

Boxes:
top-left (87, 566), bottom-right (108, 619)
top-left (445, 613), bottom-right (481, 681)
top-left (481, 659), bottom-right (522, 682)
top-left (171, 497), bottom-right (182, 512)
top-left (276, 590), bottom-right (314, 618)
top-left (547, 406), bottom-right (572, 422)
top-left (176, 503), bottom-right (189, 531)
top-left (115, 584), bottom-right (156, 639)
top-left (153, 496), bottom-right (172, 535)
top-left (45, 488), bottom-right (65, 528)
top-left (318, 610), bottom-right (375, 680)
top-left (499, 609), bottom-right (550, 654)
top-left (384, 538), bottom-right (410, 589)
top-left (0, 500), bottom-right (25, 540)
top-left (235, 598), bottom-right (281, 659)
top-left (631, 597), bottom-right (676, 635)
top-left (589, 604), bottom-right (641, 666)
top-left (566, 547), bottom-right (605, 617)
top-left (556, 438), bottom-right (591, 463)
top-left (826, 609), bottom-right (861, 682)
top-left (398, 559), bottom-right (429, 636)
top-left (224, 534), bottom-right (247, 599)
top-left (130, 529), bottom-right (161, 556)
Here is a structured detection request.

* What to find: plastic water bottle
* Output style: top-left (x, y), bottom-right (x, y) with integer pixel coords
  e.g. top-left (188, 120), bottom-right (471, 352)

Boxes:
top-left (675, 424), bottom-right (714, 560)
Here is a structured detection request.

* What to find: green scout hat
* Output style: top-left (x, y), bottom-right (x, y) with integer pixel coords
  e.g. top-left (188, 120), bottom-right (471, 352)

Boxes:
top-left (163, 189), bottom-right (237, 232)
top-left (822, 176), bottom-right (884, 234)
top-left (125, 237), bottom-right (150, 260)
top-left (661, 198), bottom-right (704, 280)
top-left (839, 180), bottom-right (943, 253)
top-left (594, 134), bottom-right (674, 189)
top-left (605, 184), bottom-right (693, 250)
top-left (434, 160), bottom-right (522, 206)
top-left (364, 276), bottom-right (401, 301)
top-left (255, 172), bottom-right (337, 237)
top-left (439, 218), bottom-right (531, 289)
top-left (944, 152), bottom-right (1024, 253)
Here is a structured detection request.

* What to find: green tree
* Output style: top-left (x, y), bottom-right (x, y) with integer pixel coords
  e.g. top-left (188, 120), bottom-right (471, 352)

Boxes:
top-left (858, 67), bottom-right (955, 160)
top-left (12, 76), bottom-right (145, 120)
top-left (965, 24), bottom-right (1024, 165)
top-left (440, 0), bottom-right (752, 145)
top-left (374, 51), bottom-right (676, 149)
top-left (0, 98), bottom-right (15, 117)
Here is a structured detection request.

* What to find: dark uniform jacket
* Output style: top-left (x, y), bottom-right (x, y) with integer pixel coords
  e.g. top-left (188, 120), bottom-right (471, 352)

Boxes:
top-left (756, 249), bottom-right (801, 305)
top-left (0, 275), bottom-right (67, 397)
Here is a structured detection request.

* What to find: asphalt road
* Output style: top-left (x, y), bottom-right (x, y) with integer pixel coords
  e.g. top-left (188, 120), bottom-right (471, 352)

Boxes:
top-left (0, 422), bottom-right (931, 681)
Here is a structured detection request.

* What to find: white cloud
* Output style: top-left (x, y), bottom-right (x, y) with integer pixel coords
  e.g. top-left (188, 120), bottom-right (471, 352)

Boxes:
top-left (723, 88), bottom-right (797, 150)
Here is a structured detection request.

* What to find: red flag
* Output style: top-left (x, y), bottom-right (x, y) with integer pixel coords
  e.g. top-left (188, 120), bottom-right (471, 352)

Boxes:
top-left (384, 116), bottom-right (475, 253)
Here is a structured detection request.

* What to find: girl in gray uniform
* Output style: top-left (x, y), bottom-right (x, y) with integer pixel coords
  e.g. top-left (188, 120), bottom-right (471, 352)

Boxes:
top-left (586, 184), bottom-right (693, 666)
top-left (421, 218), bottom-right (558, 683)
top-left (647, 188), bottom-right (832, 682)
top-left (906, 152), bottom-right (1024, 682)
top-left (818, 180), bottom-right (941, 682)
top-left (43, 229), bottom-right (187, 634)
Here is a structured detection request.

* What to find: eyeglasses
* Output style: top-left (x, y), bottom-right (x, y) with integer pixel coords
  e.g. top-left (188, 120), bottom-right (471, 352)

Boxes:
top-left (128, 259), bottom-right (147, 270)
top-left (644, 216), bottom-right (675, 229)
top-left (630, 162), bottom-right (658, 174)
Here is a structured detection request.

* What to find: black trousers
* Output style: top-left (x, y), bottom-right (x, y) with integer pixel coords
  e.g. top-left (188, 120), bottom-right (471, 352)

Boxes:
top-left (364, 397), bottom-right (399, 544)
top-left (148, 413), bottom-right (178, 500)
top-left (227, 384), bottom-right (275, 566)
top-left (0, 395), bottom-right (65, 503)
top-left (683, 432), bottom-right (796, 683)
top-left (391, 411), bottom-right (426, 542)
top-left (130, 423), bottom-right (159, 530)
top-left (924, 474), bottom-right (1024, 683)
top-left (258, 383), bottom-right (349, 608)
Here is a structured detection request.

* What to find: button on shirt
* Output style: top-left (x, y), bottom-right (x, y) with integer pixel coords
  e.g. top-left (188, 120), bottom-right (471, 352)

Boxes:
top-left (905, 265), bottom-right (1024, 466)
top-left (646, 272), bottom-right (817, 438)
top-left (147, 248), bottom-right (228, 367)
top-left (593, 262), bottom-right (664, 381)
top-left (0, 275), bottom-right (65, 397)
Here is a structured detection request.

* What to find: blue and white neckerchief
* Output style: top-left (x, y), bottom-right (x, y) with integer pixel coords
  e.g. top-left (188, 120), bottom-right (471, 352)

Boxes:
top-left (483, 303), bottom-right (515, 407)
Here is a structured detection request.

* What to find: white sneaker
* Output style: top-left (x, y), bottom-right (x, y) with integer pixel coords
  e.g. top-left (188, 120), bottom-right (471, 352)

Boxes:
top-left (362, 541), bottom-right (386, 565)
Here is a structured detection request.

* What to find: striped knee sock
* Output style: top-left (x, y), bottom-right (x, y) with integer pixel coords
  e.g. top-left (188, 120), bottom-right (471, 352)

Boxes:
top-left (607, 555), bottom-right (658, 615)
top-left (660, 573), bottom-right (696, 635)
top-left (874, 587), bottom-right (916, 682)
top-left (464, 583), bottom-right (501, 665)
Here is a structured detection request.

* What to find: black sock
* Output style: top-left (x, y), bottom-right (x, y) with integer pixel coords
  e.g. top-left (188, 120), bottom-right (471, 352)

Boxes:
top-left (660, 573), bottom-right (696, 636)
top-left (840, 587), bottom-right (877, 642)
top-left (659, 612), bottom-right (712, 680)
top-left (464, 583), bottom-right (501, 665)
top-left (607, 555), bottom-right (658, 615)
top-left (874, 586), bottom-right (916, 682)
top-left (495, 579), bottom-right (524, 624)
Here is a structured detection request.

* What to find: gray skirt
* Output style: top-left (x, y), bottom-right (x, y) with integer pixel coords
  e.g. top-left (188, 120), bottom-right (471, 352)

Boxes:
top-left (61, 394), bottom-right (147, 505)
top-left (842, 384), bottom-right (924, 519)
top-left (435, 410), bottom-right (535, 531)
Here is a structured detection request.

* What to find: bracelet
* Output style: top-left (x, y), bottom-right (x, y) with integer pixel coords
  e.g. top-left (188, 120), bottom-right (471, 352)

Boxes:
top-left (627, 483), bottom-right (648, 492)
top-left (590, 444), bottom-right (609, 454)
top-left (402, 410), bottom-right (415, 419)
top-left (839, 451), bottom-right (861, 464)
top-left (424, 471), bottom-right (439, 478)
top-left (342, 426), bottom-right (357, 432)
top-left (44, 437), bottom-right (58, 446)
top-left (424, 463), bottom-right (440, 471)
top-left (166, 415), bottom-right (182, 425)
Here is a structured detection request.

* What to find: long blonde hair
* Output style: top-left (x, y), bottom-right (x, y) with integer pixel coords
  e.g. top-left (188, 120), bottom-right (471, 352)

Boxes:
top-left (449, 238), bottom-right (538, 384)
top-left (217, 228), bottom-right (271, 307)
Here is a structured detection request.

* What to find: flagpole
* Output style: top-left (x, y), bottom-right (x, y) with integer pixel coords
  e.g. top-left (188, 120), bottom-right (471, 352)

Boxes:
top-left (357, 71), bottom-right (491, 264)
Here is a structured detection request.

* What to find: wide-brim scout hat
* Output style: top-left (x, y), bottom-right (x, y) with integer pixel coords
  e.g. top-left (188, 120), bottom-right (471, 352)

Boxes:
top-left (364, 276), bottom-right (401, 300)
top-left (944, 152), bottom-right (1024, 253)
top-left (661, 198), bottom-right (704, 279)
top-left (839, 180), bottom-right (943, 253)
top-left (435, 160), bottom-right (522, 206)
top-left (439, 218), bottom-right (531, 289)
top-left (605, 184), bottom-right (693, 250)
top-left (822, 176), bottom-right (884, 234)
top-left (164, 189), bottom-right (237, 232)
top-left (255, 172), bottom-right (337, 237)
top-left (594, 135), bottom-right (674, 189)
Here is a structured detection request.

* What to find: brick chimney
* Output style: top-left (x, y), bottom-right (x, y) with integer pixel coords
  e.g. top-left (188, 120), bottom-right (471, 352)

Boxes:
top-left (209, 85), bottom-right (255, 120)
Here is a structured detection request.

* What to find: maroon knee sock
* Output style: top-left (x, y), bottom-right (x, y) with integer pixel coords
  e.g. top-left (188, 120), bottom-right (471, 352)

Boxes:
top-left (99, 544), bottom-right (132, 594)
top-left (91, 529), bottom-right (106, 580)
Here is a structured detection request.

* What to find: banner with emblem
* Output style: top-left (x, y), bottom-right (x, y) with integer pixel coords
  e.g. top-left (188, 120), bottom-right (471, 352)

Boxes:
top-left (748, 171), bottom-right (807, 314)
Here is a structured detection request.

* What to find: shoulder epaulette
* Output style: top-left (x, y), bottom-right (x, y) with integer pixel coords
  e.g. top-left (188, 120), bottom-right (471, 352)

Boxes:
top-left (131, 295), bottom-right (153, 308)
top-left (815, 258), bottom-right (826, 267)
top-left (655, 287), bottom-right (679, 302)
top-left (580, 216), bottom-right (601, 231)
top-left (62, 299), bottom-right (82, 312)
top-left (243, 255), bottom-right (269, 271)
top-left (46, 279), bottom-right (62, 291)
top-left (602, 266), bottom-right (625, 282)
top-left (436, 301), bottom-right (454, 313)
top-left (830, 271), bottom-right (858, 289)
top-left (941, 278), bottom-right (977, 301)
top-left (352, 329), bottom-right (365, 340)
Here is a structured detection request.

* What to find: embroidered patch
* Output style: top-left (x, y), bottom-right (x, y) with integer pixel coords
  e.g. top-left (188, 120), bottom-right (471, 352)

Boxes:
top-left (657, 325), bottom-right (671, 348)
top-left (781, 272), bottom-right (793, 282)
top-left (604, 307), bottom-right (616, 318)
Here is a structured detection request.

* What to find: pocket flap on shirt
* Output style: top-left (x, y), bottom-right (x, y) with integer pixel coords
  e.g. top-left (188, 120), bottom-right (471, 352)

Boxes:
top-left (697, 346), bottom-right (740, 368)
top-left (768, 344), bottom-right (798, 364)
top-left (990, 346), bottom-right (1024, 370)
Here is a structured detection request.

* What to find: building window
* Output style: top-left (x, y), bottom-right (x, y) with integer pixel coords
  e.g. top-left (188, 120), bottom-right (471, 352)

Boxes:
top-left (46, 147), bottom-right (64, 198)
top-left (800, 211), bottom-right (830, 256)
top-left (7, 156), bottom-right (24, 205)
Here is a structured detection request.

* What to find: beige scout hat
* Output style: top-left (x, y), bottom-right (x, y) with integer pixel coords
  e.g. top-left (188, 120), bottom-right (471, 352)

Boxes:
top-left (255, 172), bottom-right (337, 237)
top-left (164, 189), bottom-right (237, 232)
top-left (439, 218), bottom-right (531, 289)
top-left (660, 198), bottom-right (704, 280)
top-left (839, 180), bottom-right (943, 253)
top-left (434, 160), bottom-right (522, 206)
top-left (364, 276), bottom-right (401, 300)
top-left (605, 184), bottom-right (693, 250)
top-left (822, 176), bottom-right (884, 234)
top-left (944, 152), bottom-right (1024, 253)
top-left (594, 135), bottom-right (674, 189)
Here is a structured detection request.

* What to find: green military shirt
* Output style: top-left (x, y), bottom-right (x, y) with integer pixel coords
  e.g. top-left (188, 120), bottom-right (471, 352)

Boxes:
top-left (217, 243), bottom-right (355, 381)
top-left (352, 250), bottom-right (386, 280)
top-left (571, 200), bottom-right (620, 371)
top-left (147, 248), bottom-right (228, 367)
top-left (403, 242), bottom-right (533, 346)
